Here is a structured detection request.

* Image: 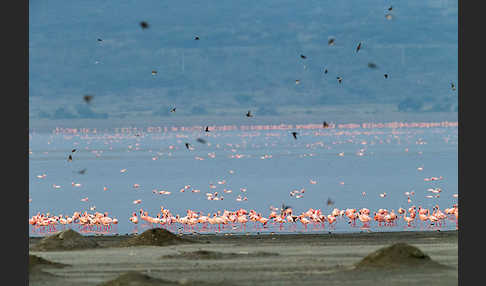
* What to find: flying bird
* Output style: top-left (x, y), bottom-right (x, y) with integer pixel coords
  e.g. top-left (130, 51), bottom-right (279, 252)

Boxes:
top-left (140, 21), bottom-right (149, 29)
top-left (384, 74), bottom-right (389, 79)
top-left (324, 69), bottom-right (328, 74)
top-left (78, 168), bottom-right (87, 175)
top-left (368, 62), bottom-right (377, 69)
top-left (323, 121), bottom-right (329, 128)
top-left (291, 132), bottom-right (298, 140)
top-left (185, 143), bottom-right (191, 150)
top-left (196, 138), bottom-right (207, 144)
top-left (356, 42), bottom-right (362, 53)
top-left (151, 70), bottom-right (157, 76)
top-left (72, 149), bottom-right (76, 153)
top-left (97, 38), bottom-right (103, 42)
top-left (337, 76), bottom-right (343, 84)
top-left (300, 54), bottom-right (307, 59)
top-left (246, 110), bottom-right (253, 117)
top-left (170, 107), bottom-right (176, 113)
top-left (295, 79), bottom-right (301, 85)
top-left (388, 6), bottom-right (393, 11)
top-left (83, 95), bottom-right (94, 104)
top-left (194, 36), bottom-right (200, 40)
top-left (205, 126), bottom-right (210, 132)
top-left (451, 82), bottom-right (456, 91)
top-left (68, 155), bottom-right (73, 162)
top-left (328, 38), bottom-right (335, 46)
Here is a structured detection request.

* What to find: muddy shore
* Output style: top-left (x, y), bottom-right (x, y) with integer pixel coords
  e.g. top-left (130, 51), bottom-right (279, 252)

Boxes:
top-left (29, 230), bottom-right (458, 286)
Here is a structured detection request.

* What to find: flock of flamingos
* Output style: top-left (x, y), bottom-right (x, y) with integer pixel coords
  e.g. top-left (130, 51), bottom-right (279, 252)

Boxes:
top-left (29, 203), bottom-right (458, 235)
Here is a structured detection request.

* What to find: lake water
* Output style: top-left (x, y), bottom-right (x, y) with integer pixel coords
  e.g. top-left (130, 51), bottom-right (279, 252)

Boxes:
top-left (29, 121), bottom-right (458, 236)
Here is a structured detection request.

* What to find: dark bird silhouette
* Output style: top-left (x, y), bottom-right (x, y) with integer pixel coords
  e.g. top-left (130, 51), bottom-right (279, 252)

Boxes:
top-left (194, 36), bottom-right (200, 40)
top-left (83, 95), bottom-right (94, 104)
top-left (68, 155), bottom-right (73, 162)
top-left (356, 42), bottom-right (362, 53)
top-left (72, 149), bottom-right (76, 153)
top-left (246, 110), bottom-right (253, 117)
top-left (323, 121), bottom-right (329, 128)
top-left (291, 132), bottom-right (298, 140)
top-left (388, 6), bottom-right (393, 11)
top-left (295, 79), bottom-right (301, 85)
top-left (170, 107), bottom-right (176, 113)
top-left (185, 143), bottom-right (191, 150)
top-left (140, 21), bottom-right (149, 29)
top-left (368, 62), bottom-right (377, 69)
top-left (97, 38), bottom-right (102, 42)
top-left (196, 138), bottom-right (207, 144)
top-left (451, 82), bottom-right (456, 91)
top-left (205, 126), bottom-right (210, 132)
top-left (337, 76), bottom-right (343, 84)
top-left (151, 70), bottom-right (157, 76)
top-left (384, 74), bottom-right (389, 79)
top-left (328, 38), bottom-right (335, 46)
top-left (326, 198), bottom-right (335, 206)
top-left (324, 69), bottom-right (328, 74)
top-left (78, 168), bottom-right (87, 175)
top-left (280, 203), bottom-right (292, 216)
top-left (300, 54), bottom-right (307, 59)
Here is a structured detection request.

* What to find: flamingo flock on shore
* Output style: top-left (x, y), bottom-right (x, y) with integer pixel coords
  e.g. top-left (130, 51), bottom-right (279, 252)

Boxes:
top-left (29, 211), bottom-right (118, 234)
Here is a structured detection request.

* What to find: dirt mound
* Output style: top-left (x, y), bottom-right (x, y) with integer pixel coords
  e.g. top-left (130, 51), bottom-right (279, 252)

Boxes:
top-left (162, 250), bottom-right (279, 260)
top-left (29, 254), bottom-right (67, 271)
top-left (98, 271), bottom-right (230, 286)
top-left (355, 243), bottom-right (447, 269)
top-left (30, 229), bottom-right (99, 251)
top-left (119, 228), bottom-right (192, 247)
top-left (98, 271), bottom-right (177, 286)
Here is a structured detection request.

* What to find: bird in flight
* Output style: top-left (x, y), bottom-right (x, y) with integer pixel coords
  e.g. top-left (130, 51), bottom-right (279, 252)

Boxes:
top-left (72, 149), bottom-right (76, 153)
top-left (451, 82), bottom-right (456, 91)
top-left (368, 62), bottom-right (377, 69)
top-left (185, 143), bottom-right (191, 150)
top-left (384, 74), bottom-right (389, 79)
top-left (78, 168), bottom-right (87, 175)
top-left (337, 76), bottom-right (343, 84)
top-left (194, 36), bottom-right (200, 40)
top-left (328, 37), bottom-right (335, 46)
top-left (388, 6), bottom-right (393, 11)
top-left (295, 79), bottom-right (301, 85)
top-left (300, 54), bottom-right (307, 59)
top-left (323, 121), bottom-right (329, 128)
top-left (170, 107), bottom-right (176, 113)
top-left (68, 155), bottom-right (73, 162)
top-left (205, 126), bottom-right (210, 132)
top-left (324, 69), bottom-right (328, 74)
top-left (83, 95), bottom-right (94, 104)
top-left (196, 138), bottom-right (207, 144)
top-left (246, 110), bottom-right (253, 117)
top-left (97, 38), bottom-right (103, 42)
top-left (326, 198), bottom-right (335, 206)
top-left (140, 21), bottom-right (149, 29)
top-left (356, 42), bottom-right (362, 53)
top-left (152, 70), bottom-right (157, 76)
top-left (291, 132), bottom-right (298, 140)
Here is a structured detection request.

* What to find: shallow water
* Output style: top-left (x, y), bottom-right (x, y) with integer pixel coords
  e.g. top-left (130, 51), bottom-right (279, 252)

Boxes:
top-left (29, 121), bottom-right (458, 236)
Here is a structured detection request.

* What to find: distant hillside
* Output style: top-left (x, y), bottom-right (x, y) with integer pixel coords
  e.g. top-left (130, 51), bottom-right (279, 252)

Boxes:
top-left (29, 0), bottom-right (458, 120)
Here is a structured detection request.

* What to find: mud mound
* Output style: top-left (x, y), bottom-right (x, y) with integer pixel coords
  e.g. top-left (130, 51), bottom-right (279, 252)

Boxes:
top-left (162, 250), bottom-right (279, 260)
top-left (98, 271), bottom-right (177, 286)
top-left (30, 229), bottom-right (99, 251)
top-left (119, 228), bottom-right (192, 247)
top-left (98, 271), bottom-right (230, 286)
top-left (29, 254), bottom-right (67, 271)
top-left (355, 243), bottom-right (447, 269)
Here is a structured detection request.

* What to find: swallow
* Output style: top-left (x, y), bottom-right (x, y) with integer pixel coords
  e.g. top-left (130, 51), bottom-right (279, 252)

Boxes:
top-left (356, 42), bottom-right (362, 53)
top-left (246, 110), bottom-right (253, 117)
top-left (83, 95), bottom-right (94, 104)
top-left (291, 132), bottom-right (298, 140)
top-left (140, 21), bottom-right (149, 29)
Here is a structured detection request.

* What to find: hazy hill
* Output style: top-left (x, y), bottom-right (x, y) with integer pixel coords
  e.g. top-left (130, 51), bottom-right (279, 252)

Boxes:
top-left (29, 0), bottom-right (458, 120)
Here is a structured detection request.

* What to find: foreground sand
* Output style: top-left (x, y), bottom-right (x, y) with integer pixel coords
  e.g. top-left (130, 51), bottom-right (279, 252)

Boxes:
top-left (29, 230), bottom-right (458, 286)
